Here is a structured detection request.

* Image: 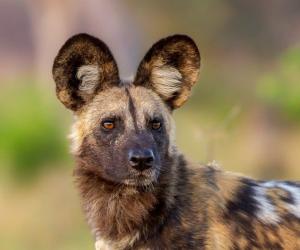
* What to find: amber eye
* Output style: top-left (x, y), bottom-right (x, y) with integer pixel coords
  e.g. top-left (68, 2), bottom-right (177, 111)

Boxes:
top-left (102, 120), bottom-right (115, 130)
top-left (151, 120), bottom-right (162, 130)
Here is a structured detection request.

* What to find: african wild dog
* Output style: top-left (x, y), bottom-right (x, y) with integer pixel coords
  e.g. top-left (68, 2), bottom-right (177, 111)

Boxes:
top-left (52, 33), bottom-right (300, 249)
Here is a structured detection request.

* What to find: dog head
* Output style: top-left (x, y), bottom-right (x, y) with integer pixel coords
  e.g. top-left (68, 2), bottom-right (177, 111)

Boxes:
top-left (53, 34), bottom-right (200, 186)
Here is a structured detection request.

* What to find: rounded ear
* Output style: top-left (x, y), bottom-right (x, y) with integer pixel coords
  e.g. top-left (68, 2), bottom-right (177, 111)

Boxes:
top-left (52, 33), bottom-right (120, 111)
top-left (134, 35), bottom-right (200, 109)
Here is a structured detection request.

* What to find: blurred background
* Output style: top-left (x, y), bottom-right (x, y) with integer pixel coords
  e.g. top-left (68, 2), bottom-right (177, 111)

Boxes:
top-left (1, 0), bottom-right (300, 249)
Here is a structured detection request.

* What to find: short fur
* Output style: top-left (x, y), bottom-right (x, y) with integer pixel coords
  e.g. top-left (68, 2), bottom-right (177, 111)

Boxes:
top-left (52, 34), bottom-right (300, 250)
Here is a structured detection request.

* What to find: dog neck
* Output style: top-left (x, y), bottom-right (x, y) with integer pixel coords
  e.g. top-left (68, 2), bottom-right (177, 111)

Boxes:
top-left (73, 154), bottom-right (184, 246)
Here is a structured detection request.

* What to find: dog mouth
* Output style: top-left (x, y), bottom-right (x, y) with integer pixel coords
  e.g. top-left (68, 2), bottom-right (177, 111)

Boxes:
top-left (123, 169), bottom-right (159, 187)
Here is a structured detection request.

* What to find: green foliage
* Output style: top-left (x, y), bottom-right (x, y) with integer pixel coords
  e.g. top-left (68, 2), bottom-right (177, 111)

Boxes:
top-left (0, 79), bottom-right (70, 181)
top-left (257, 47), bottom-right (300, 122)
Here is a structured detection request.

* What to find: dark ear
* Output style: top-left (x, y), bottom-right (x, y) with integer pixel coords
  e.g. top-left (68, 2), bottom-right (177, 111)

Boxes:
top-left (52, 33), bottom-right (119, 111)
top-left (134, 35), bottom-right (200, 109)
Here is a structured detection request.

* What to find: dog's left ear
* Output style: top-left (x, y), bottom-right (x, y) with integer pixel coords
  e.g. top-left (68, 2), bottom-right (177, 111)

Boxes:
top-left (134, 35), bottom-right (200, 109)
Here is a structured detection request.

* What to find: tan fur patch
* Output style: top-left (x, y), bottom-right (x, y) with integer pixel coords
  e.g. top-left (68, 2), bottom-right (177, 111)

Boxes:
top-left (57, 89), bottom-right (71, 104)
top-left (68, 115), bottom-right (87, 155)
top-left (207, 222), bottom-right (233, 249)
top-left (214, 170), bottom-right (244, 205)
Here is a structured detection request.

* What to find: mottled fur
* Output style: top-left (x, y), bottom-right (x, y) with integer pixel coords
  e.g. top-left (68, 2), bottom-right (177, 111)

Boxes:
top-left (52, 34), bottom-right (300, 249)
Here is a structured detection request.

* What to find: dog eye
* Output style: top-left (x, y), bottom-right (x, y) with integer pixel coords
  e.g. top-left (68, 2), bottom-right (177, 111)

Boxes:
top-left (102, 120), bottom-right (115, 130)
top-left (151, 120), bottom-right (162, 130)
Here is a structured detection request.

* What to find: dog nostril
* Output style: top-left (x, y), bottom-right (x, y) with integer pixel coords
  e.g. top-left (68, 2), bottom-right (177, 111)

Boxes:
top-left (128, 149), bottom-right (155, 171)
top-left (129, 156), bottom-right (139, 165)
top-left (144, 155), bottom-right (154, 165)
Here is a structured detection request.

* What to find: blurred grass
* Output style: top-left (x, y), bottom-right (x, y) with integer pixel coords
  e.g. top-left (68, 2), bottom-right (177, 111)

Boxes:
top-left (0, 168), bottom-right (93, 250)
top-left (257, 47), bottom-right (300, 122)
top-left (0, 77), bottom-right (71, 181)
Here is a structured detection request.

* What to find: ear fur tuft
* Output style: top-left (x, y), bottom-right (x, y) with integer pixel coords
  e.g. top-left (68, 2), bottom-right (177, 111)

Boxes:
top-left (151, 65), bottom-right (182, 99)
top-left (76, 65), bottom-right (100, 94)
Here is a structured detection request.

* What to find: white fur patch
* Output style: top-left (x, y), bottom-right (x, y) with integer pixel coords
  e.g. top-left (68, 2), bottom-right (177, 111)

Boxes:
top-left (77, 65), bottom-right (99, 94)
top-left (253, 185), bottom-right (280, 224)
top-left (207, 160), bottom-right (221, 169)
top-left (151, 66), bottom-right (182, 99)
top-left (95, 239), bottom-right (112, 250)
top-left (279, 183), bottom-right (300, 218)
top-left (95, 232), bottom-right (140, 250)
top-left (263, 181), bottom-right (300, 218)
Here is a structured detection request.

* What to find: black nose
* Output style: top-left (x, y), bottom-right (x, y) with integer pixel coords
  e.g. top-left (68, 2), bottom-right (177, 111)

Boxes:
top-left (128, 149), bottom-right (154, 171)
